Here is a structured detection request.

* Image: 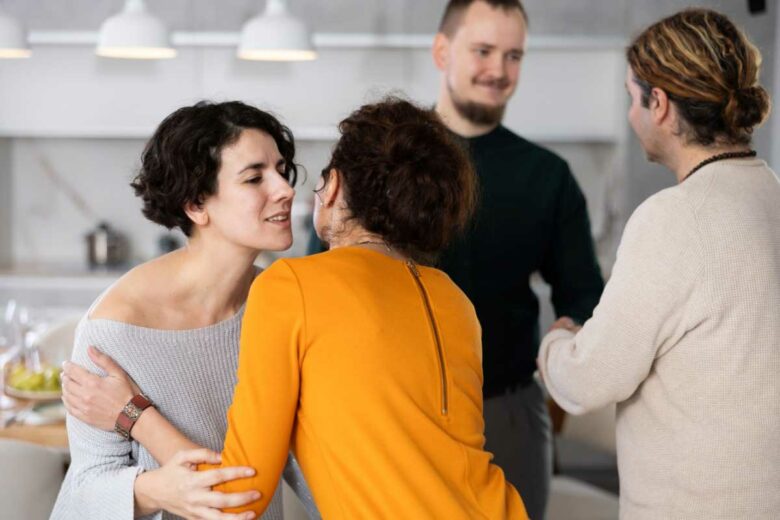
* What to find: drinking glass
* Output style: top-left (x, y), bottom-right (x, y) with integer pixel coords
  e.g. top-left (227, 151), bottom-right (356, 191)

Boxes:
top-left (0, 300), bottom-right (22, 410)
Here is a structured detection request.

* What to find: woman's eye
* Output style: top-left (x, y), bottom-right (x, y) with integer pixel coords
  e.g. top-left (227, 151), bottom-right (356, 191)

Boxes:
top-left (246, 176), bottom-right (262, 184)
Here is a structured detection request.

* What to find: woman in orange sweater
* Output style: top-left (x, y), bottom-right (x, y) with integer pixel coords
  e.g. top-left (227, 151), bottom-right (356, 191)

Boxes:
top-left (62, 98), bottom-right (527, 520)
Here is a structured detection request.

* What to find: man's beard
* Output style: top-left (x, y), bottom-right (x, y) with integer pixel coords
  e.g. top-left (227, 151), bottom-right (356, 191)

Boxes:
top-left (449, 82), bottom-right (507, 127)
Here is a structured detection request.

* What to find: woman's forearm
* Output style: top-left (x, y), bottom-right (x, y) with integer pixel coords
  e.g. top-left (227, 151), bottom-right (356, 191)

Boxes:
top-left (132, 408), bottom-right (201, 464)
top-left (133, 471), bottom-right (162, 517)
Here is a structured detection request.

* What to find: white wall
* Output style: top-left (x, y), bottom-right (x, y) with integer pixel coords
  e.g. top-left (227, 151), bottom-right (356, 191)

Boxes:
top-left (0, 44), bottom-right (623, 141)
top-left (0, 139), bottom-right (11, 265)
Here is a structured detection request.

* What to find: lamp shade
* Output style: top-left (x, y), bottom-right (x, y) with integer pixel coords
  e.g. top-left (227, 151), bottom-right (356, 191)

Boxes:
top-left (238, 0), bottom-right (316, 61)
top-left (96, 0), bottom-right (176, 59)
top-left (0, 9), bottom-right (31, 58)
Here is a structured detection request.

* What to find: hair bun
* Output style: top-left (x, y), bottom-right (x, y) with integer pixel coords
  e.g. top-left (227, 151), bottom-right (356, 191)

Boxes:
top-left (724, 85), bottom-right (771, 131)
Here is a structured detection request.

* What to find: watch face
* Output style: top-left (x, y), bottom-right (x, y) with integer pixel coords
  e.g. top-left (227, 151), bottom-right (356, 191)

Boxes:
top-left (122, 401), bottom-right (143, 421)
top-left (126, 404), bottom-right (143, 420)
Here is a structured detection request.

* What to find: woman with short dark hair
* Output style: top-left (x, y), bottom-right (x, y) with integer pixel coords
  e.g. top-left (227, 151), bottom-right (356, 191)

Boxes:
top-left (538, 9), bottom-right (780, 519)
top-left (53, 100), bottom-right (316, 520)
top-left (62, 97), bottom-right (529, 519)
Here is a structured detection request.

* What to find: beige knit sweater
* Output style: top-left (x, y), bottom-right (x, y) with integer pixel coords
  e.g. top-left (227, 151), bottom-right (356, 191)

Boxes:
top-left (539, 158), bottom-right (780, 519)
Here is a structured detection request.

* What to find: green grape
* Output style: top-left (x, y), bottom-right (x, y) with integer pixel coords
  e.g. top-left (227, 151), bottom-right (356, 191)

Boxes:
top-left (17, 372), bottom-right (45, 391)
top-left (7, 364), bottom-right (61, 392)
top-left (43, 367), bottom-right (62, 391)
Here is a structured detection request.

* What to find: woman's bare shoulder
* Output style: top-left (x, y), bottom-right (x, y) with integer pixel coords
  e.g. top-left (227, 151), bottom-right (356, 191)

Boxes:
top-left (88, 260), bottom-right (168, 325)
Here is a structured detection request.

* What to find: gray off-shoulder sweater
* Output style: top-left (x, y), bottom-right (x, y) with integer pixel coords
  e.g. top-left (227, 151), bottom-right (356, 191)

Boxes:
top-left (51, 304), bottom-right (319, 520)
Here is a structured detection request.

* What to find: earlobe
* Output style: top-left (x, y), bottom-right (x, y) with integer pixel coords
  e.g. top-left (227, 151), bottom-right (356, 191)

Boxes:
top-left (651, 87), bottom-right (670, 124)
top-left (324, 169), bottom-right (341, 208)
top-left (184, 200), bottom-right (209, 227)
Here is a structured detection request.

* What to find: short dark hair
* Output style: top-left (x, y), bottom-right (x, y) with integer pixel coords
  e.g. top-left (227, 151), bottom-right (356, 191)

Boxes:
top-left (132, 101), bottom-right (297, 236)
top-left (323, 97), bottom-right (477, 264)
top-left (627, 9), bottom-right (770, 146)
top-left (439, 0), bottom-right (528, 37)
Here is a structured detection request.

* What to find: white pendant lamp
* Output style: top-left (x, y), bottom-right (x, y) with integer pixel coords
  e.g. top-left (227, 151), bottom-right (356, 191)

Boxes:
top-left (238, 0), bottom-right (316, 61)
top-left (96, 0), bottom-right (176, 59)
top-left (0, 7), bottom-right (31, 59)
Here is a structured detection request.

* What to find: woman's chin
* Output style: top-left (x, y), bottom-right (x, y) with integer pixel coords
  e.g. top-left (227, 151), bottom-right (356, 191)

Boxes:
top-left (264, 235), bottom-right (294, 252)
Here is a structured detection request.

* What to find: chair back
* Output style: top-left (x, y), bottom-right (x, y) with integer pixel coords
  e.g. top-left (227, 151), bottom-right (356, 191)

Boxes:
top-left (0, 438), bottom-right (66, 520)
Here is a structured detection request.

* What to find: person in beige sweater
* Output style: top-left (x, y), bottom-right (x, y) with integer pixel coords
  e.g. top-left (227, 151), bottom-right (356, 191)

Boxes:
top-left (538, 9), bottom-right (780, 520)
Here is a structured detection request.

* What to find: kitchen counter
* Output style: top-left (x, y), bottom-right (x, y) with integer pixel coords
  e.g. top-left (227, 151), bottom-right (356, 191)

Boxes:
top-left (0, 263), bottom-right (124, 290)
top-left (0, 263), bottom-right (125, 309)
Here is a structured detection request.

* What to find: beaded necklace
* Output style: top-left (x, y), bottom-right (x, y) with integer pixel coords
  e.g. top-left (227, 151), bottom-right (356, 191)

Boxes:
top-left (684, 150), bottom-right (756, 181)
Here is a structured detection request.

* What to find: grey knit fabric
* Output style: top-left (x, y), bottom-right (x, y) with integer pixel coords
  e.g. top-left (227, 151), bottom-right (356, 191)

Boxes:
top-left (51, 304), bottom-right (319, 520)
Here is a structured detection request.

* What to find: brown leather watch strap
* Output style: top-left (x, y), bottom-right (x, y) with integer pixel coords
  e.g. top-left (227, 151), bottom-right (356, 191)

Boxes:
top-left (130, 394), bottom-right (152, 410)
top-left (114, 394), bottom-right (154, 440)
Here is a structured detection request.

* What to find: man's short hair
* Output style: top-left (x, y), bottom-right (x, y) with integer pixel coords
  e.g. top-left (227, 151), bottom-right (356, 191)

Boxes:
top-left (438, 0), bottom-right (528, 37)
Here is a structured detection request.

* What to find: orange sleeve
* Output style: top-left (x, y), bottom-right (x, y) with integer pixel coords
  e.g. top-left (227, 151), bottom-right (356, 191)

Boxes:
top-left (200, 260), bottom-right (305, 515)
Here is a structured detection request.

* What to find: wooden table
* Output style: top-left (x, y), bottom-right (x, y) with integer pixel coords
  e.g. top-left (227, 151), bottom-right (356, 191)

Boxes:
top-left (0, 398), bottom-right (68, 450)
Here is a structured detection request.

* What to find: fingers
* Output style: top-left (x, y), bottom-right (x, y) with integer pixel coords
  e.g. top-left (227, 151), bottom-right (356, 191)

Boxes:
top-left (553, 317), bottom-right (575, 328)
top-left (198, 466), bottom-right (257, 488)
top-left (61, 361), bottom-right (102, 388)
top-left (60, 374), bottom-right (90, 413)
top-left (549, 316), bottom-right (578, 333)
top-left (61, 385), bottom-right (87, 419)
top-left (173, 448), bottom-right (223, 466)
top-left (87, 346), bottom-right (125, 378)
top-left (61, 380), bottom-right (99, 424)
top-left (60, 372), bottom-right (102, 416)
top-left (60, 371), bottom-right (90, 400)
top-left (189, 505), bottom-right (256, 520)
top-left (197, 488), bottom-right (262, 509)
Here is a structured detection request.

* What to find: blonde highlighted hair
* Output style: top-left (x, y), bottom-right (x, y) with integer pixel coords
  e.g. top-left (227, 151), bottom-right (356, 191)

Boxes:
top-left (627, 8), bottom-right (771, 146)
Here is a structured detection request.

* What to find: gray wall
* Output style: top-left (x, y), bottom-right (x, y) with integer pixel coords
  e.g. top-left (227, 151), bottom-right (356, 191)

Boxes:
top-left (0, 139), bottom-right (11, 266)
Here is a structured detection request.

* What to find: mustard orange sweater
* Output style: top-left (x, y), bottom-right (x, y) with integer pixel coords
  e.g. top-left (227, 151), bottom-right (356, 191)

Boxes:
top-left (210, 247), bottom-right (527, 519)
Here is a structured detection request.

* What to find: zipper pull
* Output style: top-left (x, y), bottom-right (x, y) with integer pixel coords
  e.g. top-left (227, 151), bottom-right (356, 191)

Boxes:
top-left (406, 260), bottom-right (420, 277)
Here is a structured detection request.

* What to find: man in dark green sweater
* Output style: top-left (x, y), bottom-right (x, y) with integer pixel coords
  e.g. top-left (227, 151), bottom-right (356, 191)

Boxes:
top-left (432, 1), bottom-right (604, 518)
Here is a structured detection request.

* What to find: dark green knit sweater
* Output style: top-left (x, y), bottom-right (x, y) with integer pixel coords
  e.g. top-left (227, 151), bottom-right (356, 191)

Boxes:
top-left (439, 126), bottom-right (604, 397)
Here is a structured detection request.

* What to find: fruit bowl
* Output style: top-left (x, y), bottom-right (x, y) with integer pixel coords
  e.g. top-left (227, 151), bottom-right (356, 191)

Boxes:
top-left (4, 362), bottom-right (62, 402)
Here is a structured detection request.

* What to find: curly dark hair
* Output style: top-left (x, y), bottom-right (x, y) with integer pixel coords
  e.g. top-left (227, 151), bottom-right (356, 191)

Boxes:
top-left (627, 9), bottom-right (771, 146)
top-left (132, 100), bottom-right (297, 236)
top-left (323, 97), bottom-right (477, 264)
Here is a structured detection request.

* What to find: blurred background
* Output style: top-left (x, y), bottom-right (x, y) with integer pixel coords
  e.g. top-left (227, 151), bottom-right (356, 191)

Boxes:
top-left (0, 1), bottom-right (776, 518)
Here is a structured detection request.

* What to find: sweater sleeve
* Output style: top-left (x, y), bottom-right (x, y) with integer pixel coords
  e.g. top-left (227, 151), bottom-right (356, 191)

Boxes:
top-left (538, 191), bottom-right (704, 415)
top-left (207, 260), bottom-right (305, 515)
top-left (539, 162), bottom-right (604, 324)
top-left (53, 322), bottom-right (148, 520)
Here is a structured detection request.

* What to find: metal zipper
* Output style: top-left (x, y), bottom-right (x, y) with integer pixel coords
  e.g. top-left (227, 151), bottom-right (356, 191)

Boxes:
top-left (406, 260), bottom-right (449, 416)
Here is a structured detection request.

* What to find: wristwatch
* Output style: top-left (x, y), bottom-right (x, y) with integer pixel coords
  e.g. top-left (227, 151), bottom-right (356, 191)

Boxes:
top-left (114, 394), bottom-right (154, 440)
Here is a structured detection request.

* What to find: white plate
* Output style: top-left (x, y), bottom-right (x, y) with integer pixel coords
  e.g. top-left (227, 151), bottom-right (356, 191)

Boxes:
top-left (3, 385), bottom-right (62, 402)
